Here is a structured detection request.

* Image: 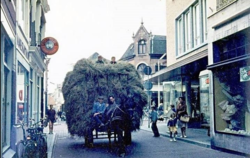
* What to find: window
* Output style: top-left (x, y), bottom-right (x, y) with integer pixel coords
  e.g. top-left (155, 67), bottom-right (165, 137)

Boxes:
top-left (176, 0), bottom-right (207, 56)
top-left (2, 68), bottom-right (9, 148)
top-left (17, 63), bottom-right (28, 124)
top-left (2, 37), bottom-right (12, 151)
top-left (36, 76), bottom-right (40, 120)
top-left (29, 69), bottom-right (33, 119)
top-left (213, 61), bottom-right (250, 136)
top-left (193, 3), bottom-right (201, 46)
top-left (138, 40), bottom-right (146, 54)
top-left (213, 28), bottom-right (250, 63)
top-left (18, 0), bottom-right (24, 28)
top-left (184, 11), bottom-right (191, 51)
top-left (202, 0), bottom-right (207, 42)
top-left (177, 18), bottom-right (184, 54)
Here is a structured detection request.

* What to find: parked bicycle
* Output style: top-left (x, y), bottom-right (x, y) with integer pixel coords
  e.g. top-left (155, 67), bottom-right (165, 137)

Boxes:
top-left (14, 118), bottom-right (47, 158)
top-left (28, 118), bottom-right (48, 158)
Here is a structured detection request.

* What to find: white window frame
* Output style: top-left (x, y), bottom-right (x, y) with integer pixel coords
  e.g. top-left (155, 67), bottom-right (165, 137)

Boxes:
top-left (177, 17), bottom-right (184, 55)
top-left (175, 0), bottom-right (207, 57)
top-left (184, 11), bottom-right (191, 51)
top-left (202, 0), bottom-right (207, 42)
top-left (193, 3), bottom-right (201, 47)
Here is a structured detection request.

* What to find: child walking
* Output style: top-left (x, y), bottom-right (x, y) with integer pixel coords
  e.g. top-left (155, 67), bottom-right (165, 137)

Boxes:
top-left (167, 113), bottom-right (178, 141)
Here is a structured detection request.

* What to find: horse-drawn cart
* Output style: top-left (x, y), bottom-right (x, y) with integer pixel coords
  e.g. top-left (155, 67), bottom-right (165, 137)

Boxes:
top-left (62, 59), bottom-right (147, 156)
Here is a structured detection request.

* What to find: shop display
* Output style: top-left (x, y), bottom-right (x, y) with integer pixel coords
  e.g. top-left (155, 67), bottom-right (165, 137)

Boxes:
top-left (214, 62), bottom-right (250, 136)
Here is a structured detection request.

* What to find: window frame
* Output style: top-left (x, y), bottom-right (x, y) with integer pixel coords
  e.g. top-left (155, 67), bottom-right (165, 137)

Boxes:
top-left (175, 0), bottom-right (207, 57)
top-left (138, 39), bottom-right (146, 54)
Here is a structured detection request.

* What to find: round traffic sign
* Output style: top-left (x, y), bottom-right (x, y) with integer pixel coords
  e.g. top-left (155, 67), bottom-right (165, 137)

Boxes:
top-left (143, 66), bottom-right (152, 75)
top-left (144, 80), bottom-right (153, 90)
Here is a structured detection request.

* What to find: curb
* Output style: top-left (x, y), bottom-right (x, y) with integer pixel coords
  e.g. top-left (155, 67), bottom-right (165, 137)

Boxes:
top-left (47, 132), bottom-right (56, 158)
top-left (140, 128), bottom-right (211, 149)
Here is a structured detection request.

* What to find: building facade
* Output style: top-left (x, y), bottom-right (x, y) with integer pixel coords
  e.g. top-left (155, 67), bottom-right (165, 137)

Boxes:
top-left (120, 22), bottom-right (167, 106)
top-left (148, 0), bottom-right (249, 155)
top-left (1, 0), bottom-right (50, 157)
top-left (147, 0), bottom-right (209, 130)
top-left (1, 0), bottom-right (16, 157)
top-left (207, 0), bottom-right (250, 154)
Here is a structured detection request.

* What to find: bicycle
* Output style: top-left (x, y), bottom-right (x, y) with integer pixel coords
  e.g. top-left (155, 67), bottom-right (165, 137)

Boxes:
top-left (14, 118), bottom-right (48, 158)
top-left (27, 118), bottom-right (48, 158)
top-left (14, 121), bottom-right (38, 158)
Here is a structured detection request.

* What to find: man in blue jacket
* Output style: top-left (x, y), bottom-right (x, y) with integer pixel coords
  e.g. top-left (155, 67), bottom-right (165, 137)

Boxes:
top-left (150, 105), bottom-right (160, 137)
top-left (92, 96), bottom-right (106, 127)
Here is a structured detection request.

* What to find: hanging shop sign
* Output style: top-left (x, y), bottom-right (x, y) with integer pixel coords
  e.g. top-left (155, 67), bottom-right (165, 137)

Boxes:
top-left (240, 66), bottom-right (250, 82)
top-left (40, 37), bottom-right (59, 55)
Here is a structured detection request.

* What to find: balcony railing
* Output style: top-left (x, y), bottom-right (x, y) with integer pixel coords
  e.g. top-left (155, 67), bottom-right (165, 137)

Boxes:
top-left (216, 0), bottom-right (237, 11)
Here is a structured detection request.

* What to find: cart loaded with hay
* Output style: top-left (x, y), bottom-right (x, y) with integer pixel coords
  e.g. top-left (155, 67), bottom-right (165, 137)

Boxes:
top-left (62, 58), bottom-right (147, 156)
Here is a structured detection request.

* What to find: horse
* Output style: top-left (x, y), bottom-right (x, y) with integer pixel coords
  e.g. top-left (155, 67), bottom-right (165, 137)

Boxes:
top-left (103, 102), bottom-right (131, 157)
top-left (84, 96), bottom-right (136, 157)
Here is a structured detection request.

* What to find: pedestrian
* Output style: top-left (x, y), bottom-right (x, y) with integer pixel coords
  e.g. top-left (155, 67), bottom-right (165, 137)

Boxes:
top-left (92, 96), bottom-right (106, 128)
top-left (176, 97), bottom-right (188, 138)
top-left (150, 105), bottom-right (160, 137)
top-left (96, 55), bottom-right (104, 64)
top-left (57, 110), bottom-right (62, 119)
top-left (46, 104), bottom-right (56, 134)
top-left (167, 113), bottom-right (178, 141)
top-left (110, 56), bottom-right (117, 64)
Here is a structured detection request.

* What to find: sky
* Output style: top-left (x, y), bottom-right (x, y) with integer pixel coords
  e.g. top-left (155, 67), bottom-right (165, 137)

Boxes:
top-left (45, 0), bottom-right (166, 91)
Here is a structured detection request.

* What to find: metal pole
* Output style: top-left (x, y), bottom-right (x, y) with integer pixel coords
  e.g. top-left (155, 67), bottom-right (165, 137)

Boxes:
top-left (147, 67), bottom-right (150, 128)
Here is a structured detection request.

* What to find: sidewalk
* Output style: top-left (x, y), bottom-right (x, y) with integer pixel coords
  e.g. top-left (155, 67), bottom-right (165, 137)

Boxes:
top-left (44, 120), bottom-right (68, 158)
top-left (140, 119), bottom-right (211, 148)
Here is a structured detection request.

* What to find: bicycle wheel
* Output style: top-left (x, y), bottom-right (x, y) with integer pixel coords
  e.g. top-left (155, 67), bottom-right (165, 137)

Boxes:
top-left (16, 141), bottom-right (25, 158)
top-left (37, 135), bottom-right (48, 158)
top-left (23, 140), bottom-right (37, 158)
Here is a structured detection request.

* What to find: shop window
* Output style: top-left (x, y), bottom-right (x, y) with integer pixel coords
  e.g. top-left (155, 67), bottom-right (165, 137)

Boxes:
top-left (213, 28), bottom-right (250, 63)
top-left (17, 63), bottom-right (28, 124)
top-left (213, 61), bottom-right (250, 136)
top-left (163, 81), bottom-right (184, 111)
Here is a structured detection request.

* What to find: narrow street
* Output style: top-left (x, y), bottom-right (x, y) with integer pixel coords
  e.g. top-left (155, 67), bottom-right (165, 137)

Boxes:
top-left (48, 121), bottom-right (246, 158)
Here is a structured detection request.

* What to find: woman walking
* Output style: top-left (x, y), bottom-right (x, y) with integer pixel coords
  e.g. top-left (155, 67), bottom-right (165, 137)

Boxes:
top-left (176, 97), bottom-right (188, 138)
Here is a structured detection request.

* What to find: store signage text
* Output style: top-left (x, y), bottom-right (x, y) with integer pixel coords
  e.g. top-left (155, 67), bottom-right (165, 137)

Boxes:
top-left (17, 36), bottom-right (28, 58)
top-left (214, 13), bottom-right (250, 41)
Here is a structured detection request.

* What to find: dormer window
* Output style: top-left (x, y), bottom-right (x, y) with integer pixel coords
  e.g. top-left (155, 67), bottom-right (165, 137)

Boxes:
top-left (138, 40), bottom-right (146, 54)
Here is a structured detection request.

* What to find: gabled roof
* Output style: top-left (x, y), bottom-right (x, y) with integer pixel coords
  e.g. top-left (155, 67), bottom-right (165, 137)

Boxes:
top-left (119, 22), bottom-right (166, 61)
top-left (150, 35), bottom-right (166, 54)
top-left (120, 43), bottom-right (135, 61)
top-left (134, 22), bottom-right (150, 38)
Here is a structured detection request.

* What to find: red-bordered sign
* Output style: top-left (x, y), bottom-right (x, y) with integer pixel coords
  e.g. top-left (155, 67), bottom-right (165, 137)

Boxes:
top-left (40, 37), bottom-right (59, 55)
top-left (19, 90), bottom-right (23, 101)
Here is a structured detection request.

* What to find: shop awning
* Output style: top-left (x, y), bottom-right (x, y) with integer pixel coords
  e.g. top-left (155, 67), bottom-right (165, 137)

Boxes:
top-left (145, 49), bottom-right (208, 83)
top-left (207, 55), bottom-right (250, 70)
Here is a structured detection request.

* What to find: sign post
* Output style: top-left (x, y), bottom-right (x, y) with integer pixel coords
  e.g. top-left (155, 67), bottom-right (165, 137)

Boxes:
top-left (143, 66), bottom-right (153, 128)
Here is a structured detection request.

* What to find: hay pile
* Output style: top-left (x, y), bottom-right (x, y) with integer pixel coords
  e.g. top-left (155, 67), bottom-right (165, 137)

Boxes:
top-left (62, 58), bottom-right (148, 137)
